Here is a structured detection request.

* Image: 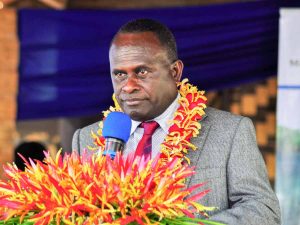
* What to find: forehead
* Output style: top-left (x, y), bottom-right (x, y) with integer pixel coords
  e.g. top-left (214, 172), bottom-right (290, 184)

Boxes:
top-left (109, 32), bottom-right (169, 66)
top-left (112, 32), bottom-right (163, 48)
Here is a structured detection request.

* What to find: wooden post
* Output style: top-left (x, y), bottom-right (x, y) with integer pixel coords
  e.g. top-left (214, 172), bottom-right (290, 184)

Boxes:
top-left (0, 9), bottom-right (18, 179)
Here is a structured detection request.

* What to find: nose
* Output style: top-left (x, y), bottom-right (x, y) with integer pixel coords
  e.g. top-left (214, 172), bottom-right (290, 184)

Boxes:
top-left (122, 75), bottom-right (140, 93)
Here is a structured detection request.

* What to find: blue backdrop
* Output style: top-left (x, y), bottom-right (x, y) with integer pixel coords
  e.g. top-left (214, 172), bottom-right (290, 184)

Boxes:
top-left (17, 0), bottom-right (279, 120)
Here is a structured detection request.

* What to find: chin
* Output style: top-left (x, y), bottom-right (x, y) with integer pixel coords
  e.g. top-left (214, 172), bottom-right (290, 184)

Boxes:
top-left (127, 111), bottom-right (152, 122)
top-left (128, 111), bottom-right (143, 121)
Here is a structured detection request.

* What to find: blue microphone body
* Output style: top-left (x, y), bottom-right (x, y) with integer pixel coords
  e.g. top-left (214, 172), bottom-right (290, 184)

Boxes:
top-left (102, 112), bottom-right (131, 158)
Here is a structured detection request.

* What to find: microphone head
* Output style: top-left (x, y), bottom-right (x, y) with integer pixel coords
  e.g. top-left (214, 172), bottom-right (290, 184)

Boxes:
top-left (102, 112), bottom-right (132, 143)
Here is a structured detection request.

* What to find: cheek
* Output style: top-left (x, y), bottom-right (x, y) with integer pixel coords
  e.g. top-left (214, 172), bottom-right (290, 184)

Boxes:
top-left (151, 78), bottom-right (175, 95)
top-left (112, 80), bottom-right (121, 94)
top-left (111, 79), bottom-right (117, 91)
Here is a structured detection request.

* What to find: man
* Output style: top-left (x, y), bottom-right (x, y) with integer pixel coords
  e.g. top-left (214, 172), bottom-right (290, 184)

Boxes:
top-left (72, 19), bottom-right (281, 224)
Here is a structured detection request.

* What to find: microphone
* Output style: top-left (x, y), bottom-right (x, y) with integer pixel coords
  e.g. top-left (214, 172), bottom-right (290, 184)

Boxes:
top-left (102, 112), bottom-right (131, 158)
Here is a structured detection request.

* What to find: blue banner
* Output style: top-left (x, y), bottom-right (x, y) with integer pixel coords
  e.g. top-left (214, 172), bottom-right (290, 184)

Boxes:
top-left (17, 1), bottom-right (279, 120)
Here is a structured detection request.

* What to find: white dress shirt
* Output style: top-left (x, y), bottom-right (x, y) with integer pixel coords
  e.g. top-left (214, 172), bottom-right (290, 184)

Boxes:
top-left (123, 95), bottom-right (180, 158)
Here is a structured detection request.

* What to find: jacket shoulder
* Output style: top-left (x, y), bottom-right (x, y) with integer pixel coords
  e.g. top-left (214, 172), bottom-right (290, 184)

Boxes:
top-left (72, 121), bottom-right (101, 154)
top-left (202, 107), bottom-right (255, 142)
top-left (79, 121), bottom-right (101, 145)
top-left (81, 121), bottom-right (101, 135)
top-left (204, 107), bottom-right (244, 126)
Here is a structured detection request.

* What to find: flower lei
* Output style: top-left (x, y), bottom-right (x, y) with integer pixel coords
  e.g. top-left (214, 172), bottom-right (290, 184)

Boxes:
top-left (91, 79), bottom-right (207, 164)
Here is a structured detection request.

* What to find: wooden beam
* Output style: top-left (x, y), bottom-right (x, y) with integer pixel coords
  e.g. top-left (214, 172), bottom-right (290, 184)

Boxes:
top-left (2, 0), bottom-right (18, 6)
top-left (38, 0), bottom-right (67, 9)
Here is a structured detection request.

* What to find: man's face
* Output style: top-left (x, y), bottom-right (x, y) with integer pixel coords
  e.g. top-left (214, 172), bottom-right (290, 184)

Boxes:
top-left (109, 32), bottom-right (183, 121)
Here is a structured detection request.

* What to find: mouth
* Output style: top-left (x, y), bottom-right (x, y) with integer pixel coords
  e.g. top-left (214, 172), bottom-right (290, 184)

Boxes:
top-left (123, 98), bottom-right (144, 106)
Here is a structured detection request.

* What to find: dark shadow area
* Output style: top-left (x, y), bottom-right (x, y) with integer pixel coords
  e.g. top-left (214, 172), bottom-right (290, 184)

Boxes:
top-left (14, 141), bottom-right (46, 171)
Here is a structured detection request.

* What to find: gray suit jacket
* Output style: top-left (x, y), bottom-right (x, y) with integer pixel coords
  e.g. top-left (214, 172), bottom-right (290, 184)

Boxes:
top-left (72, 107), bottom-right (281, 225)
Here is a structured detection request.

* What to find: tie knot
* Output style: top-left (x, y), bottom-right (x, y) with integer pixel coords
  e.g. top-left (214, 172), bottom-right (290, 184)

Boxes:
top-left (140, 121), bottom-right (159, 135)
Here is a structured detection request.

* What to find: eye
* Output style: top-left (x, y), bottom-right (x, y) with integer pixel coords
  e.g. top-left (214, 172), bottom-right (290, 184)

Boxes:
top-left (114, 72), bottom-right (127, 80)
top-left (137, 68), bottom-right (148, 77)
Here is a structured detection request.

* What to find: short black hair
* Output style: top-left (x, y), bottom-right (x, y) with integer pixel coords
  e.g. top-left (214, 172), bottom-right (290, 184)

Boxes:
top-left (111, 18), bottom-right (178, 62)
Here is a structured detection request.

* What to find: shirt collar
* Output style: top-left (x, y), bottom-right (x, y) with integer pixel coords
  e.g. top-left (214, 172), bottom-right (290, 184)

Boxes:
top-left (130, 94), bottom-right (180, 135)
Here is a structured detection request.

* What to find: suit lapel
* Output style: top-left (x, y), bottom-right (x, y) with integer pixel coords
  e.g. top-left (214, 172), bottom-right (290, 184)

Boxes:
top-left (185, 112), bottom-right (212, 187)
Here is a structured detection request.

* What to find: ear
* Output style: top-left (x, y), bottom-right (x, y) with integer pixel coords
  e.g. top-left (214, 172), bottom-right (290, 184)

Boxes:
top-left (170, 60), bottom-right (184, 82)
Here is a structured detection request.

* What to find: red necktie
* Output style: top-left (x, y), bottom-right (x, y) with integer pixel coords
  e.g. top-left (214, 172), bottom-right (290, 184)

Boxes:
top-left (134, 121), bottom-right (159, 160)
